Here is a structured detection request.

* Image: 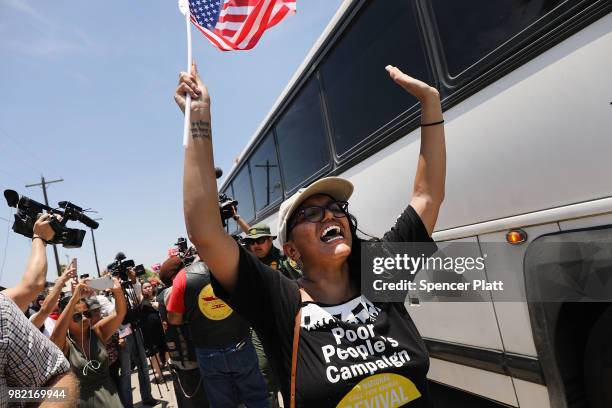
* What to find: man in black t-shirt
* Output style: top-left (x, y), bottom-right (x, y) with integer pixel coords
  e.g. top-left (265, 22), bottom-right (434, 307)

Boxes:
top-left (241, 223), bottom-right (302, 407)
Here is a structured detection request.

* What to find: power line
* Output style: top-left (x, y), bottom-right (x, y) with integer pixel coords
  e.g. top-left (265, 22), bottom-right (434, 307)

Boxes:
top-left (0, 139), bottom-right (41, 177)
top-left (0, 126), bottom-right (50, 172)
top-left (0, 166), bottom-right (27, 184)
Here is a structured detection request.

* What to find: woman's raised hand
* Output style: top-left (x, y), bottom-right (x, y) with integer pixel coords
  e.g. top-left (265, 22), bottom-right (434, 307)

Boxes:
top-left (386, 65), bottom-right (440, 103)
top-left (175, 61), bottom-right (210, 113)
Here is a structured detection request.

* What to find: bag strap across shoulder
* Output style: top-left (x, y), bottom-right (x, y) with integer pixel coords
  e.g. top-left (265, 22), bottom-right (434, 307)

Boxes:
top-left (290, 287), bottom-right (308, 408)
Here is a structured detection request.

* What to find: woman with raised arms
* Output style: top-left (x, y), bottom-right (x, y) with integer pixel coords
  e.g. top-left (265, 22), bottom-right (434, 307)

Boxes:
top-left (175, 61), bottom-right (445, 407)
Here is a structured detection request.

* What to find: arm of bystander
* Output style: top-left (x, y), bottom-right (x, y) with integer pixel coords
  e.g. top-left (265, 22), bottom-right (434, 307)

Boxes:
top-left (2, 214), bottom-right (56, 311)
top-left (93, 277), bottom-right (127, 343)
top-left (30, 265), bottom-right (76, 329)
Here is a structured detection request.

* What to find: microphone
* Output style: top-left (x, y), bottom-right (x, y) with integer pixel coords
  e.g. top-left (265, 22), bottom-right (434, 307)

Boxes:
top-left (115, 252), bottom-right (126, 261)
top-left (215, 167), bottom-right (223, 179)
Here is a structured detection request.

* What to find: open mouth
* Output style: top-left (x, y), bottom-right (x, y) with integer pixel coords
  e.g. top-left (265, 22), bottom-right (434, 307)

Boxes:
top-left (320, 225), bottom-right (344, 243)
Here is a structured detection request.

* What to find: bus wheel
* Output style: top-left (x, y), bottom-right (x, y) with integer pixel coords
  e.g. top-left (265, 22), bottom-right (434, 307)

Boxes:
top-left (584, 305), bottom-right (612, 408)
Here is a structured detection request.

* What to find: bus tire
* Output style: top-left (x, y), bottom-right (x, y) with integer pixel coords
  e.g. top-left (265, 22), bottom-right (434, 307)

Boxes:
top-left (584, 305), bottom-right (612, 408)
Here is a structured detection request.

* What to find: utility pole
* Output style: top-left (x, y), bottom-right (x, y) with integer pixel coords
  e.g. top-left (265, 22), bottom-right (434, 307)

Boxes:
top-left (91, 218), bottom-right (102, 277)
top-left (25, 176), bottom-right (63, 276)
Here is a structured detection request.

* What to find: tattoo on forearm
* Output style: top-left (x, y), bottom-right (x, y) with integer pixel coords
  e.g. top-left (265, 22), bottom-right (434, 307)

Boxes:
top-left (191, 120), bottom-right (211, 140)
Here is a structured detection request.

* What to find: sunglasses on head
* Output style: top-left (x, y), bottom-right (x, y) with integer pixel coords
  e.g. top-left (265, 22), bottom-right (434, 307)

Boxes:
top-left (289, 201), bottom-right (349, 230)
top-left (72, 310), bottom-right (93, 322)
top-left (245, 236), bottom-right (269, 245)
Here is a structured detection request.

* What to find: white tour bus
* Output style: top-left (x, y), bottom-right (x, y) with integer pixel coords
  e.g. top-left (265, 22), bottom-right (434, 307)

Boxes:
top-left (219, 1), bottom-right (612, 407)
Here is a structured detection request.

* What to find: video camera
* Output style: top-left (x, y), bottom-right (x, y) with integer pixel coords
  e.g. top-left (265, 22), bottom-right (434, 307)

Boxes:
top-left (175, 237), bottom-right (197, 267)
top-left (215, 167), bottom-right (238, 227)
top-left (218, 193), bottom-right (238, 227)
top-left (107, 252), bottom-right (146, 282)
top-left (3, 189), bottom-right (99, 248)
top-left (107, 252), bottom-right (147, 327)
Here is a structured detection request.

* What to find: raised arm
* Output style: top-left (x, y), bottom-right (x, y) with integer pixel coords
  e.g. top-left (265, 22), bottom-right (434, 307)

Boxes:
top-left (232, 206), bottom-right (251, 234)
top-left (50, 283), bottom-right (86, 353)
top-left (30, 265), bottom-right (76, 329)
top-left (386, 66), bottom-right (446, 235)
top-left (3, 214), bottom-right (56, 311)
top-left (94, 277), bottom-right (127, 343)
top-left (175, 62), bottom-right (240, 291)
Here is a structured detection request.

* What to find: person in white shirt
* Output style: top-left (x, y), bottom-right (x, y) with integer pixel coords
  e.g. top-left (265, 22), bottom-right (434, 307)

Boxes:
top-left (30, 266), bottom-right (76, 337)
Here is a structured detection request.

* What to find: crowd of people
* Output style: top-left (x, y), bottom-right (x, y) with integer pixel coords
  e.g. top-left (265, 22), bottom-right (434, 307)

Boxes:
top-left (0, 62), bottom-right (445, 407)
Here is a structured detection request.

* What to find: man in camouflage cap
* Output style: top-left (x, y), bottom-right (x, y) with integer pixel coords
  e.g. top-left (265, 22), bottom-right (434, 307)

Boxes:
top-left (239, 223), bottom-right (301, 407)
top-left (244, 223), bottom-right (301, 280)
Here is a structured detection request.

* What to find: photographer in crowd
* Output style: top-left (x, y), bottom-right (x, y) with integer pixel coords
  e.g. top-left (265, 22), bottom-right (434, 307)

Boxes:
top-left (0, 215), bottom-right (79, 405)
top-left (3, 214), bottom-right (56, 312)
top-left (108, 263), bottom-right (159, 407)
top-left (177, 62), bottom-right (445, 406)
top-left (158, 255), bottom-right (209, 408)
top-left (50, 278), bottom-right (126, 407)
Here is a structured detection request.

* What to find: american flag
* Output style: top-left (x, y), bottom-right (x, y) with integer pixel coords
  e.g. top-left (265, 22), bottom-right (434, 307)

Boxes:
top-left (189, 0), bottom-right (297, 51)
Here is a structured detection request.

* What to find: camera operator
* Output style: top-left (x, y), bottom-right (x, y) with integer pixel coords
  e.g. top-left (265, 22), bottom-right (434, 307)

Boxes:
top-left (0, 214), bottom-right (79, 406)
top-left (157, 256), bottom-right (209, 408)
top-left (166, 254), bottom-right (268, 407)
top-left (2, 214), bottom-right (56, 311)
top-left (115, 266), bottom-right (159, 407)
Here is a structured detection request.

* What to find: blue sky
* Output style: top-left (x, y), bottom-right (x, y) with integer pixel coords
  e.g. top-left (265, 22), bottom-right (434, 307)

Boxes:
top-left (0, 0), bottom-right (342, 288)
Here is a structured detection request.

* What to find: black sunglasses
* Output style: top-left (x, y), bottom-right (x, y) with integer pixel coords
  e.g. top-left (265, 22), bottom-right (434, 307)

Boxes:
top-left (245, 237), bottom-right (269, 245)
top-left (72, 310), bottom-right (93, 322)
top-left (289, 201), bottom-right (349, 230)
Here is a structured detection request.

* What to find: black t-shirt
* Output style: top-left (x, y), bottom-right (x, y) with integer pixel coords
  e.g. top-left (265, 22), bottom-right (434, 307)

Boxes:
top-left (212, 205), bottom-right (434, 407)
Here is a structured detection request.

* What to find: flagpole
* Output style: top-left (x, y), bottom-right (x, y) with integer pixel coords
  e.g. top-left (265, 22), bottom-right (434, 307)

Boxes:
top-left (180, 0), bottom-right (193, 147)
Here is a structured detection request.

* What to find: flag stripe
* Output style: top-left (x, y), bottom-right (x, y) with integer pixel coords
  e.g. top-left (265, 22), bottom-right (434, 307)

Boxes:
top-left (268, 2), bottom-right (294, 28)
top-left (239, 0), bottom-right (276, 49)
top-left (230, 0), bottom-right (271, 45)
top-left (189, 0), bottom-right (296, 51)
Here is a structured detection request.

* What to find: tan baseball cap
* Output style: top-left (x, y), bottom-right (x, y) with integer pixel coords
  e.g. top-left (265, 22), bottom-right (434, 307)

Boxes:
top-left (277, 177), bottom-right (354, 246)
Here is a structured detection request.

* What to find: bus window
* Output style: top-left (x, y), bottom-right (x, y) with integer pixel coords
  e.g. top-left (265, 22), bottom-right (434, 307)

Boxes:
top-left (232, 166), bottom-right (255, 224)
top-left (275, 79), bottom-right (330, 193)
top-left (525, 226), bottom-right (612, 302)
top-left (430, 0), bottom-right (565, 78)
top-left (249, 132), bottom-right (282, 212)
top-left (319, 0), bottom-right (431, 157)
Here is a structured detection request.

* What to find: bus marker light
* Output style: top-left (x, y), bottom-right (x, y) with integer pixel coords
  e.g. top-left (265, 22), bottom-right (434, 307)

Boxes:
top-left (506, 229), bottom-right (527, 245)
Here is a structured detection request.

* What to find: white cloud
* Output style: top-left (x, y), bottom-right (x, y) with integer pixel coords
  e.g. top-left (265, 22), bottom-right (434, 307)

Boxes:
top-left (0, 0), bottom-right (109, 58)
